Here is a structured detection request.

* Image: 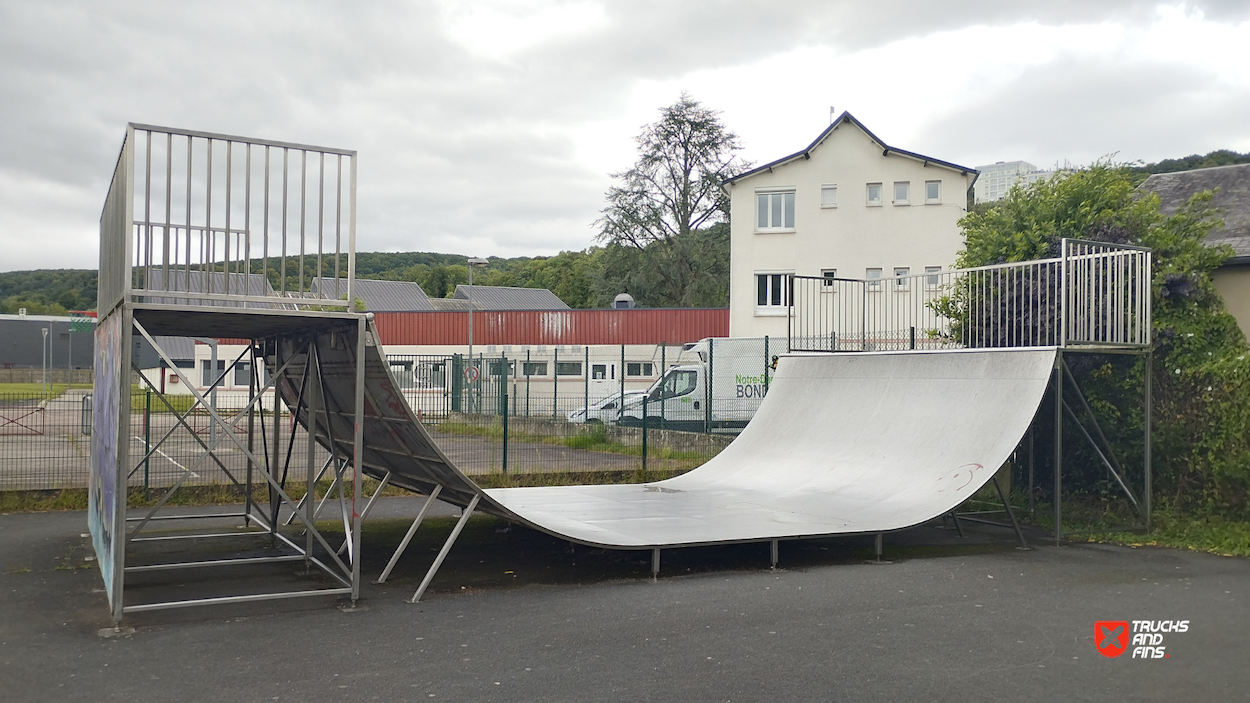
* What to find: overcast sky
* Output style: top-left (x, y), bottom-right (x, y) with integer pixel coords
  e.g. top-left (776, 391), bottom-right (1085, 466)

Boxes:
top-left (2, 1), bottom-right (1249, 272)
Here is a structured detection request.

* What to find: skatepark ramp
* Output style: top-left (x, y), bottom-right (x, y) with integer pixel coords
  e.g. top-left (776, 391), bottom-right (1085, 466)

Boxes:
top-left (278, 321), bottom-right (1056, 599)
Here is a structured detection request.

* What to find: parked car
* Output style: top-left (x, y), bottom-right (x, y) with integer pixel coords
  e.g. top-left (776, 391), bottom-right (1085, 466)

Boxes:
top-left (566, 391), bottom-right (648, 424)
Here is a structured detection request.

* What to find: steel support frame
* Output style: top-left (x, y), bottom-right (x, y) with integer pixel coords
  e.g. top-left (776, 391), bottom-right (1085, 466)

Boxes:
top-left (1046, 347), bottom-right (1152, 544)
top-left (110, 319), bottom-right (368, 621)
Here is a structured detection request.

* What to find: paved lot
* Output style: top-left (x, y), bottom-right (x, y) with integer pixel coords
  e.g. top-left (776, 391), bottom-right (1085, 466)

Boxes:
top-left (1, 502), bottom-right (1247, 702)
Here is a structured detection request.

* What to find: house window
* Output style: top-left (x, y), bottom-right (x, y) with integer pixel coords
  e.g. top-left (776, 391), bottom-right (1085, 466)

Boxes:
top-left (756, 191), bottom-right (795, 230)
top-left (866, 268), bottom-right (882, 291)
top-left (893, 181), bottom-right (910, 205)
top-left (821, 268), bottom-right (837, 289)
top-left (756, 273), bottom-right (789, 308)
top-left (592, 364), bottom-right (607, 380)
top-left (555, 361), bottom-right (582, 376)
top-left (894, 267), bottom-right (910, 290)
top-left (234, 361), bottom-right (251, 387)
top-left (626, 362), bottom-right (653, 377)
top-left (925, 266), bottom-right (942, 288)
top-left (866, 183), bottom-right (882, 206)
top-left (488, 360), bottom-right (515, 377)
top-left (523, 361), bottom-right (547, 376)
top-left (925, 180), bottom-right (941, 203)
top-left (820, 185), bottom-right (837, 208)
top-left (201, 359), bottom-right (225, 386)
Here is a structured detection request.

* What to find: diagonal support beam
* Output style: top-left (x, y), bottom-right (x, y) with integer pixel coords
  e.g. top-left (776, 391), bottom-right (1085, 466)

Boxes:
top-left (132, 320), bottom-right (354, 579)
top-left (409, 493), bottom-right (478, 603)
top-left (377, 485), bottom-right (442, 583)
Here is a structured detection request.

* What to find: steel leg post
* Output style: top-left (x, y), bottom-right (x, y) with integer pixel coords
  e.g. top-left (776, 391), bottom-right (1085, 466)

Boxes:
top-left (651, 548), bottom-right (660, 578)
top-left (352, 318), bottom-right (368, 602)
top-left (770, 540), bottom-right (778, 569)
top-left (875, 533), bottom-right (883, 561)
top-left (1144, 351), bottom-right (1152, 531)
top-left (992, 475), bottom-right (1028, 549)
top-left (1054, 356), bottom-right (1063, 545)
top-left (410, 494), bottom-right (479, 603)
top-left (377, 486), bottom-right (443, 583)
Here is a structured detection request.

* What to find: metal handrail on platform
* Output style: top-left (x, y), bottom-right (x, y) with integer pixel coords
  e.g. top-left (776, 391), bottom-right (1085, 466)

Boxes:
top-left (99, 123), bottom-right (357, 317)
top-left (788, 239), bottom-right (1151, 352)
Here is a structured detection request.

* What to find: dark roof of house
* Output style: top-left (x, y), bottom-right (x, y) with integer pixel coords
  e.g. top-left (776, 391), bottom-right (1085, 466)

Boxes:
top-left (1139, 163), bottom-right (1250, 263)
top-left (140, 270), bottom-right (283, 307)
top-left (311, 277), bottom-right (435, 311)
top-left (452, 285), bottom-right (570, 311)
top-left (724, 111), bottom-right (979, 186)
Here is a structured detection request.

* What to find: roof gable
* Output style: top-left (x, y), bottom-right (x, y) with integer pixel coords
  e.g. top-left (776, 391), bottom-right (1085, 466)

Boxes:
top-left (725, 111), bottom-right (977, 185)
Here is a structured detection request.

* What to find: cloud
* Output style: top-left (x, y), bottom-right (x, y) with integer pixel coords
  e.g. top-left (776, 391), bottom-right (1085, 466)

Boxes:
top-left (0, 1), bottom-right (1247, 271)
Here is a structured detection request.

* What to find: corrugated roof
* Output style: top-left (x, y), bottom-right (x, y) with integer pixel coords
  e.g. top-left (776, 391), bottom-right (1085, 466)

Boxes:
top-left (374, 308), bottom-right (728, 345)
top-left (153, 336), bottom-right (196, 360)
top-left (452, 285), bottom-right (570, 311)
top-left (140, 270), bottom-right (283, 307)
top-left (1139, 163), bottom-right (1250, 262)
top-left (311, 277), bottom-right (435, 311)
top-left (428, 297), bottom-right (480, 311)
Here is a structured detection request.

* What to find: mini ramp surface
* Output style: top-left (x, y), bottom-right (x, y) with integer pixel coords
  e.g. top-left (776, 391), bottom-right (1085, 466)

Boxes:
top-left (276, 324), bottom-right (1055, 550)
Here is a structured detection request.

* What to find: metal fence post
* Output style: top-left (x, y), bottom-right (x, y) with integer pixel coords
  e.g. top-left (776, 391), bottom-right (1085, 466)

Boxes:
top-left (144, 389), bottom-right (152, 500)
top-left (553, 348), bottom-right (558, 419)
top-left (502, 372), bottom-right (509, 475)
top-left (641, 396), bottom-right (648, 473)
top-left (763, 335), bottom-right (770, 394)
top-left (584, 346), bottom-right (589, 416)
top-left (620, 343), bottom-right (625, 406)
top-left (525, 349), bottom-right (531, 417)
top-left (660, 343), bottom-right (666, 431)
top-left (705, 340), bottom-right (713, 434)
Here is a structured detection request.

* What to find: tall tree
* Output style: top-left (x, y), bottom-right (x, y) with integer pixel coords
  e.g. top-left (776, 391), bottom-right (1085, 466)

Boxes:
top-left (596, 93), bottom-right (748, 306)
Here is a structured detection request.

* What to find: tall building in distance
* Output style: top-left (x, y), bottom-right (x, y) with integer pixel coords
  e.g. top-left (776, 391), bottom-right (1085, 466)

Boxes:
top-left (973, 160), bottom-right (1053, 203)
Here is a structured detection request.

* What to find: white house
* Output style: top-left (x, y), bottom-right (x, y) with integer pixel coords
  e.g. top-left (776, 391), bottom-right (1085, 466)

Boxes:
top-left (724, 112), bottom-right (978, 339)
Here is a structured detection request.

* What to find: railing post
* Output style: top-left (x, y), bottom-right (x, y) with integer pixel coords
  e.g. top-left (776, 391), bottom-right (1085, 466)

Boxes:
top-left (1060, 239), bottom-right (1069, 348)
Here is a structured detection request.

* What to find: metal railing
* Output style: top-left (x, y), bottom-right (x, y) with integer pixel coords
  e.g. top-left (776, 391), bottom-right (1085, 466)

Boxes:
top-left (98, 124), bottom-right (357, 316)
top-left (789, 239), bottom-right (1151, 352)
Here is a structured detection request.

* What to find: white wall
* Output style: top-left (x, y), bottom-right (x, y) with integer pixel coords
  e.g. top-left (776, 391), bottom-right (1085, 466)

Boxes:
top-left (727, 121), bottom-right (974, 338)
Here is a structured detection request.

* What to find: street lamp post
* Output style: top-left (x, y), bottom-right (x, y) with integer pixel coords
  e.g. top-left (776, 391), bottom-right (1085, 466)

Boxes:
top-left (466, 257), bottom-right (489, 412)
top-left (41, 327), bottom-right (48, 395)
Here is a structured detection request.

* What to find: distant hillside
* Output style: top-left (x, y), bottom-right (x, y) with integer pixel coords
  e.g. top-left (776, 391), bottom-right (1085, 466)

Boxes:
top-left (0, 269), bottom-right (97, 315)
top-left (1135, 149), bottom-right (1250, 176)
top-left (0, 227), bottom-right (733, 313)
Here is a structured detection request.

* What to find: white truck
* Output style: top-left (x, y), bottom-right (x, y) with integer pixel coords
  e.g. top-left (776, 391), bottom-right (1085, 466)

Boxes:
top-left (618, 337), bottom-right (777, 433)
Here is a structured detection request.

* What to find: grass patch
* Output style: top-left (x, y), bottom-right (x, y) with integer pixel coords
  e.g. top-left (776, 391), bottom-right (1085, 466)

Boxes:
top-left (129, 386), bottom-right (200, 414)
top-left (471, 467), bottom-right (691, 489)
top-left (437, 420), bottom-right (715, 462)
top-left (0, 477), bottom-right (410, 514)
top-left (1085, 512), bottom-right (1250, 558)
top-left (0, 383), bottom-right (69, 399)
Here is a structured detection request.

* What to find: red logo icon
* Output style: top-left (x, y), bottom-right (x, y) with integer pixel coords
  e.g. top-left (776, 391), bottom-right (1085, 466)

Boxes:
top-left (1095, 621), bottom-right (1129, 658)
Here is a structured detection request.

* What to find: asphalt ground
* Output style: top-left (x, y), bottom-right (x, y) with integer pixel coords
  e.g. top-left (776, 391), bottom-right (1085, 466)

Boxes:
top-left (1, 498), bottom-right (1247, 702)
